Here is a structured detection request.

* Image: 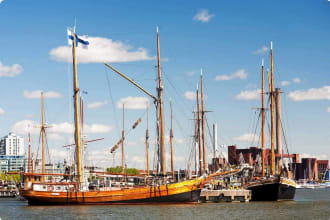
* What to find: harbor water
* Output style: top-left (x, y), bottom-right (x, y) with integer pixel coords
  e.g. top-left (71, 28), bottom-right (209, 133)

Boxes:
top-left (0, 188), bottom-right (329, 220)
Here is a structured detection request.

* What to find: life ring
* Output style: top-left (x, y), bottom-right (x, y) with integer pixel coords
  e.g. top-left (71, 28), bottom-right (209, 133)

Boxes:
top-left (48, 185), bottom-right (54, 191)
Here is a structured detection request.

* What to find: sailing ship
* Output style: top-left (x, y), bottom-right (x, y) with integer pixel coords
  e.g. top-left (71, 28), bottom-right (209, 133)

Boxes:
top-left (19, 26), bottom-right (237, 205)
top-left (246, 42), bottom-right (296, 201)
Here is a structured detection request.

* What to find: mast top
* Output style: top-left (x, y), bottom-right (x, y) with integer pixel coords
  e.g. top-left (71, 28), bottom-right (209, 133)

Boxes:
top-left (156, 26), bottom-right (159, 33)
top-left (262, 58), bottom-right (264, 66)
top-left (200, 68), bottom-right (203, 76)
top-left (196, 83), bottom-right (199, 90)
top-left (270, 41), bottom-right (273, 50)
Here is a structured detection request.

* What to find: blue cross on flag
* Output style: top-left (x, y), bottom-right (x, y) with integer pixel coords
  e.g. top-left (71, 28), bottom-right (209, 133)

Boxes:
top-left (67, 28), bottom-right (89, 49)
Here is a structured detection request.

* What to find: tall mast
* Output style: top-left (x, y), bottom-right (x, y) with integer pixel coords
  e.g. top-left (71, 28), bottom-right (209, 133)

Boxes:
top-left (28, 132), bottom-right (31, 173)
top-left (194, 112), bottom-right (198, 177)
top-left (156, 27), bottom-right (166, 176)
top-left (170, 100), bottom-right (174, 179)
top-left (72, 30), bottom-right (83, 183)
top-left (122, 103), bottom-right (125, 174)
top-left (213, 123), bottom-right (217, 159)
top-left (41, 92), bottom-right (45, 177)
top-left (200, 69), bottom-right (207, 174)
top-left (146, 105), bottom-right (149, 178)
top-left (261, 59), bottom-right (265, 177)
top-left (270, 41), bottom-right (275, 175)
top-left (196, 85), bottom-right (202, 176)
top-left (275, 88), bottom-right (282, 171)
top-left (80, 96), bottom-right (84, 132)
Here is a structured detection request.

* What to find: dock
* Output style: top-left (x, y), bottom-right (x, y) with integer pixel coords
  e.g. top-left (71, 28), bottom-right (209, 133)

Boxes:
top-left (200, 189), bottom-right (251, 203)
top-left (0, 189), bottom-right (18, 198)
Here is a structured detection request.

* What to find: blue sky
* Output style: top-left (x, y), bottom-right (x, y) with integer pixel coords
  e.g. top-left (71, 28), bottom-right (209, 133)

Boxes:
top-left (0, 0), bottom-right (329, 169)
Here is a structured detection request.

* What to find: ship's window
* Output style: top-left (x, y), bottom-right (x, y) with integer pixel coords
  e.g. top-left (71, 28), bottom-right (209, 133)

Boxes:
top-left (57, 186), bottom-right (61, 190)
top-left (43, 186), bottom-right (46, 190)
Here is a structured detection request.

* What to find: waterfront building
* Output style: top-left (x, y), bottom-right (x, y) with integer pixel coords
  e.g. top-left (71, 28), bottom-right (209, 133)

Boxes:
top-left (0, 133), bottom-right (26, 172)
top-left (0, 156), bottom-right (26, 172)
top-left (227, 145), bottom-right (299, 166)
top-left (0, 132), bottom-right (24, 156)
top-left (317, 160), bottom-right (329, 176)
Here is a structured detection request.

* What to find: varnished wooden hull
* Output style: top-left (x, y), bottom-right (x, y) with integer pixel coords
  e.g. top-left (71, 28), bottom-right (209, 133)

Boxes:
top-left (20, 179), bottom-right (203, 205)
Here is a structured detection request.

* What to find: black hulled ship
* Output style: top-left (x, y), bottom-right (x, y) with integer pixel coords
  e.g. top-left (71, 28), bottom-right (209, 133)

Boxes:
top-left (246, 42), bottom-right (296, 201)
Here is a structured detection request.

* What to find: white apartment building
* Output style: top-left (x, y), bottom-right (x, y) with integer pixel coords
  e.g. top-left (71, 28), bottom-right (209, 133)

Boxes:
top-left (0, 132), bottom-right (24, 156)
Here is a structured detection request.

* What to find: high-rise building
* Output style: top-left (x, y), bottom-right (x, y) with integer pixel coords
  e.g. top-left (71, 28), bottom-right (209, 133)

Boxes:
top-left (0, 132), bottom-right (24, 156)
top-left (0, 132), bottom-right (25, 172)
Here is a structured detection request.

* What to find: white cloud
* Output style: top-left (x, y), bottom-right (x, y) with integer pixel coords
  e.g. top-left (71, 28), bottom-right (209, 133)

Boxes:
top-left (234, 133), bottom-right (260, 142)
top-left (11, 120), bottom-right (39, 135)
top-left (184, 91), bottom-right (196, 100)
top-left (47, 133), bottom-right (65, 141)
top-left (252, 46), bottom-right (269, 55)
top-left (11, 120), bottom-right (112, 135)
top-left (193, 9), bottom-right (215, 23)
top-left (186, 71), bottom-right (196, 77)
top-left (23, 90), bottom-right (62, 99)
top-left (288, 86), bottom-right (330, 101)
top-left (0, 61), bottom-right (23, 77)
top-left (87, 100), bottom-right (108, 109)
top-left (0, 108), bottom-right (5, 115)
top-left (236, 89), bottom-right (261, 100)
top-left (164, 135), bottom-right (186, 144)
top-left (292, 78), bottom-right (301, 83)
top-left (280, 81), bottom-right (290, 86)
top-left (215, 69), bottom-right (248, 81)
top-left (85, 124), bottom-right (113, 134)
top-left (0, 0), bottom-right (4, 4)
top-left (117, 96), bottom-right (149, 109)
top-left (49, 149), bottom-right (67, 161)
top-left (49, 122), bottom-right (113, 134)
top-left (50, 36), bottom-right (154, 64)
top-left (327, 107), bottom-right (330, 113)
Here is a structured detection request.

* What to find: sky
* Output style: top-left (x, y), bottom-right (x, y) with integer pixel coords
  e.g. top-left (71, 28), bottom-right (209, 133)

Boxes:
top-left (0, 0), bottom-right (330, 170)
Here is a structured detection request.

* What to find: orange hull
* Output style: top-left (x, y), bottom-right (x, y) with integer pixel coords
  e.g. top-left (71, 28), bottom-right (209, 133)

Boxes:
top-left (20, 178), bottom-right (203, 205)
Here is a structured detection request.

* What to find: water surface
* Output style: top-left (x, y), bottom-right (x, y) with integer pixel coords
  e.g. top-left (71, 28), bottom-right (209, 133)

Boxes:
top-left (0, 188), bottom-right (329, 220)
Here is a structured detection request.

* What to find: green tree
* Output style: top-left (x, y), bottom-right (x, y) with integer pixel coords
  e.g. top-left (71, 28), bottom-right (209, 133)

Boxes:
top-left (106, 166), bottom-right (140, 175)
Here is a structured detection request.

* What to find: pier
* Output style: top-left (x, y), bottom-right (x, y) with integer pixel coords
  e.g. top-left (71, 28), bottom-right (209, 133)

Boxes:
top-left (200, 189), bottom-right (251, 203)
top-left (0, 189), bottom-right (18, 198)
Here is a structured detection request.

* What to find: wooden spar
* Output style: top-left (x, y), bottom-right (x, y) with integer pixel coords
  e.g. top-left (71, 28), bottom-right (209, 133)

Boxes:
top-left (41, 92), bottom-right (45, 180)
top-left (157, 27), bottom-right (166, 176)
top-left (170, 100), bottom-right (174, 179)
top-left (270, 41), bottom-right (275, 176)
top-left (196, 85), bottom-right (202, 176)
top-left (146, 105), bottom-right (149, 177)
top-left (200, 69), bottom-right (207, 174)
top-left (28, 132), bottom-right (31, 173)
top-left (72, 31), bottom-right (83, 184)
top-left (103, 63), bottom-right (157, 101)
top-left (80, 96), bottom-right (84, 132)
top-left (194, 112), bottom-right (198, 177)
top-left (63, 138), bottom-right (104, 148)
top-left (275, 88), bottom-right (282, 171)
top-left (122, 103), bottom-right (125, 174)
top-left (31, 152), bottom-right (34, 174)
top-left (261, 59), bottom-right (265, 177)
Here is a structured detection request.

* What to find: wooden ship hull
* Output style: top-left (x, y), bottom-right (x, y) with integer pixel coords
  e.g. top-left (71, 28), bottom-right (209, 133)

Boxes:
top-left (247, 176), bottom-right (296, 201)
top-left (20, 178), bottom-right (203, 205)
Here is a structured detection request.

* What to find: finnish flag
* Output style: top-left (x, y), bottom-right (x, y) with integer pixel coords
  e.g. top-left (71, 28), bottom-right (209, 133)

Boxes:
top-left (67, 28), bottom-right (89, 49)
